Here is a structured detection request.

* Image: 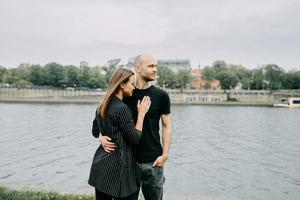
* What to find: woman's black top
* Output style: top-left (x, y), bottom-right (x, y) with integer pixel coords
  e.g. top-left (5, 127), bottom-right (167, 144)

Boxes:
top-left (88, 96), bottom-right (142, 198)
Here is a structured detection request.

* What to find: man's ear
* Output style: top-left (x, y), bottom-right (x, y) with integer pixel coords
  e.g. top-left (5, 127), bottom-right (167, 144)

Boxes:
top-left (135, 64), bottom-right (140, 72)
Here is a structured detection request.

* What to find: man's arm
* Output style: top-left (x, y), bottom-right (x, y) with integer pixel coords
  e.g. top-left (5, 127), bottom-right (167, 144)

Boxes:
top-left (153, 113), bottom-right (172, 167)
top-left (93, 117), bottom-right (117, 153)
top-left (99, 133), bottom-right (117, 153)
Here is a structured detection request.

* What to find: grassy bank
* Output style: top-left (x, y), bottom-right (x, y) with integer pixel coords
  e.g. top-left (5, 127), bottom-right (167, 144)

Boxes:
top-left (0, 186), bottom-right (94, 200)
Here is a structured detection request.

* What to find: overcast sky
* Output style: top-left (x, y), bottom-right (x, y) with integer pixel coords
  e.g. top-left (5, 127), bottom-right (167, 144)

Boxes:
top-left (1, 0), bottom-right (300, 70)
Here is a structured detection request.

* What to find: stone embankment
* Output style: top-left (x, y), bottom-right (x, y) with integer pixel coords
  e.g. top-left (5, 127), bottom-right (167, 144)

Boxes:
top-left (0, 87), bottom-right (299, 106)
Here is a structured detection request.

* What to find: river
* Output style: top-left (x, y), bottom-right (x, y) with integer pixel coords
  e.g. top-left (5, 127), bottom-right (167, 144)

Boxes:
top-left (0, 103), bottom-right (299, 200)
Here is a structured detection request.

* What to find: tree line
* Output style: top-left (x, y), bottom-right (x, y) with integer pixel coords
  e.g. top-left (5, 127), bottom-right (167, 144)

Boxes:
top-left (0, 60), bottom-right (299, 90)
top-left (0, 59), bottom-right (121, 89)
top-left (201, 61), bottom-right (300, 90)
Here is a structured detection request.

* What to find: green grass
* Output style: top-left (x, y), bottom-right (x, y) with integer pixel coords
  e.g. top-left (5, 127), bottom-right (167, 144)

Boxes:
top-left (0, 186), bottom-right (94, 200)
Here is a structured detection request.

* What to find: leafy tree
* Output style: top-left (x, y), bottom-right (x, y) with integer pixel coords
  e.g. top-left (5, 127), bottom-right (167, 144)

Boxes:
top-left (264, 64), bottom-right (285, 90)
top-left (29, 65), bottom-right (44, 86)
top-left (157, 66), bottom-right (176, 88)
top-left (16, 65), bottom-right (31, 81)
top-left (89, 66), bottom-right (106, 88)
top-left (250, 68), bottom-right (264, 90)
top-left (6, 68), bottom-right (20, 84)
top-left (4, 65), bottom-right (31, 85)
top-left (87, 77), bottom-right (98, 88)
top-left (16, 80), bottom-right (32, 87)
top-left (282, 70), bottom-right (300, 89)
top-left (103, 59), bottom-right (121, 85)
top-left (43, 63), bottom-right (67, 87)
top-left (216, 70), bottom-right (238, 90)
top-left (201, 66), bottom-right (216, 90)
top-left (201, 66), bottom-right (216, 81)
top-left (212, 60), bottom-right (227, 73)
top-left (293, 71), bottom-right (300, 89)
top-left (78, 66), bottom-right (91, 87)
top-left (176, 69), bottom-right (192, 89)
top-left (65, 65), bottom-right (80, 87)
top-left (228, 64), bottom-right (251, 90)
top-left (0, 66), bottom-right (7, 83)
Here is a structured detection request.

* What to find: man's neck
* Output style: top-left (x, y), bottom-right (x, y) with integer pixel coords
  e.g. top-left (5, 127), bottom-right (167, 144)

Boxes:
top-left (135, 79), bottom-right (151, 90)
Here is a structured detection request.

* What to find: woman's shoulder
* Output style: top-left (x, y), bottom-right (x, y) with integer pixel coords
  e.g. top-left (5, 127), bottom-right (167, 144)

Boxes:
top-left (109, 97), bottom-right (130, 116)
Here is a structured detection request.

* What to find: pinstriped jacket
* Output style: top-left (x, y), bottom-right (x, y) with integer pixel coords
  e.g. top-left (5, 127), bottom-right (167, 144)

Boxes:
top-left (88, 96), bottom-right (142, 198)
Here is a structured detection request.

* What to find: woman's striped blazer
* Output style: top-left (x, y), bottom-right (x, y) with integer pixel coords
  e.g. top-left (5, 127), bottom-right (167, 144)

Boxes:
top-left (88, 96), bottom-right (142, 198)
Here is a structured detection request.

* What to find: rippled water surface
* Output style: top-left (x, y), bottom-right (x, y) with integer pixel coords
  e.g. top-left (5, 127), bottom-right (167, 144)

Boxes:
top-left (0, 103), bottom-right (299, 200)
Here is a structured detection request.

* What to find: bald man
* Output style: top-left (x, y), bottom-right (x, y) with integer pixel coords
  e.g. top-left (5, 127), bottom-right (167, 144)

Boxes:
top-left (100, 54), bottom-right (172, 200)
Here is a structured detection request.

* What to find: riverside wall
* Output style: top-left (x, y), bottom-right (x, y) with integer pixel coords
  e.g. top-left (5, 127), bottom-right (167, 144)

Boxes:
top-left (0, 87), bottom-right (299, 105)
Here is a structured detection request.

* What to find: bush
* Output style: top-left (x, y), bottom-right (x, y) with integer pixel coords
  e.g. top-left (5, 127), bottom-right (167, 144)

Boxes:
top-left (0, 186), bottom-right (94, 200)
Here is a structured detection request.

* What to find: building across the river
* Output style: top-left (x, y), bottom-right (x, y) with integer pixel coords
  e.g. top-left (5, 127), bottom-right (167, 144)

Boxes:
top-left (125, 57), bottom-right (191, 72)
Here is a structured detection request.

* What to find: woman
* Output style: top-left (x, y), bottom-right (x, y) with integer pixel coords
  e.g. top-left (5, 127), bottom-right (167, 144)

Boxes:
top-left (88, 68), bottom-right (151, 200)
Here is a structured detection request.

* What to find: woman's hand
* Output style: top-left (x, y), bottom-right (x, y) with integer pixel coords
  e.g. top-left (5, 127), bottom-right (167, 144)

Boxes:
top-left (137, 96), bottom-right (151, 115)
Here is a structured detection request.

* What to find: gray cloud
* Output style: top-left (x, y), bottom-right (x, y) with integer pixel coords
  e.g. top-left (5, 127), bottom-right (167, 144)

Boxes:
top-left (0, 0), bottom-right (299, 70)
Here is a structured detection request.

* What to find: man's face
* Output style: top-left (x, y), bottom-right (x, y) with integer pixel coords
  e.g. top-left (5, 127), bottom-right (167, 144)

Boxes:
top-left (137, 56), bottom-right (158, 82)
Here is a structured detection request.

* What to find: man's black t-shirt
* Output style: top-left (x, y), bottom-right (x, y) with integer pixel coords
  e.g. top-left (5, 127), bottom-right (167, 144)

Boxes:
top-left (124, 85), bottom-right (171, 163)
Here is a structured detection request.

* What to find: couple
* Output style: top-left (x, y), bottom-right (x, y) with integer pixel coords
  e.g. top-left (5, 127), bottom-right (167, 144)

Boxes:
top-left (88, 54), bottom-right (172, 200)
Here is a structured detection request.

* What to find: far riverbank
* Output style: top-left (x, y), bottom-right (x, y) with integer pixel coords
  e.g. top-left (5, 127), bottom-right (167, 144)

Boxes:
top-left (0, 98), bottom-right (273, 106)
top-left (1, 87), bottom-right (299, 106)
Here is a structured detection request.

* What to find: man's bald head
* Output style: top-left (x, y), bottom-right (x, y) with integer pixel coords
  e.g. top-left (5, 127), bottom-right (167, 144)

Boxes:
top-left (134, 54), bottom-right (157, 67)
top-left (133, 53), bottom-right (158, 82)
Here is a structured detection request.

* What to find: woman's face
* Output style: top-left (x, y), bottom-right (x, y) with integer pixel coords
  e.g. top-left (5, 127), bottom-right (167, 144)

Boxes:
top-left (122, 75), bottom-right (135, 97)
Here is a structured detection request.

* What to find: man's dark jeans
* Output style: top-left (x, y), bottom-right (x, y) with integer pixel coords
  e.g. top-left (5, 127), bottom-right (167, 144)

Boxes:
top-left (132, 162), bottom-right (165, 200)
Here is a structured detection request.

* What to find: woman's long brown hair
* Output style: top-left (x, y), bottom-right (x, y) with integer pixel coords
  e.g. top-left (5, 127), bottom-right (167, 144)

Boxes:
top-left (97, 68), bottom-right (134, 118)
